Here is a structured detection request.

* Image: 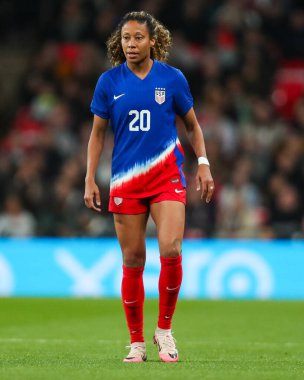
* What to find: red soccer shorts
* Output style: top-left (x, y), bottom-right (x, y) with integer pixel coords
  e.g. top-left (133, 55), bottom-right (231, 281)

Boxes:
top-left (109, 188), bottom-right (186, 214)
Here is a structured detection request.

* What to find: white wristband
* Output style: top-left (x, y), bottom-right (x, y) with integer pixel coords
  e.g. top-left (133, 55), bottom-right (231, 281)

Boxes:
top-left (198, 156), bottom-right (210, 166)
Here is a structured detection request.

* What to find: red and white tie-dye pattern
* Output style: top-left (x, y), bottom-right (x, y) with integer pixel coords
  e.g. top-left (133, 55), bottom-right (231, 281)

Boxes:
top-left (110, 139), bottom-right (185, 198)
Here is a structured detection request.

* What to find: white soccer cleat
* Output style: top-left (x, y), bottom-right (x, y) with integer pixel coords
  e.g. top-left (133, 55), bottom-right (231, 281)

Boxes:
top-left (153, 329), bottom-right (179, 362)
top-left (123, 342), bottom-right (147, 363)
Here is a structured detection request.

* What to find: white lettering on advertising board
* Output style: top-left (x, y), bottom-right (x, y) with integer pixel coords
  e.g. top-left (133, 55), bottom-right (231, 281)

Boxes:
top-left (0, 254), bottom-right (14, 296)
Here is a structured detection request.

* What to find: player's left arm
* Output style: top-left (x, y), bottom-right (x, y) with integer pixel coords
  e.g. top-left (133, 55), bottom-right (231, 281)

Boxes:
top-left (181, 107), bottom-right (215, 203)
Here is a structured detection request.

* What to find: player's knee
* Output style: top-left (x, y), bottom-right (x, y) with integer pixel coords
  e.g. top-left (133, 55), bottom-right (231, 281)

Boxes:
top-left (122, 247), bottom-right (145, 267)
top-left (160, 238), bottom-right (182, 258)
top-left (123, 256), bottom-right (145, 267)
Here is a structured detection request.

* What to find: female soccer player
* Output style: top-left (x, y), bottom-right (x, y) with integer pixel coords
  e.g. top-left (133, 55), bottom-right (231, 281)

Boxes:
top-left (84, 11), bottom-right (214, 363)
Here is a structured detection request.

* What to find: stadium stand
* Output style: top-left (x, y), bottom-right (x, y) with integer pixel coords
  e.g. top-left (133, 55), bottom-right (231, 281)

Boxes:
top-left (0, 0), bottom-right (303, 238)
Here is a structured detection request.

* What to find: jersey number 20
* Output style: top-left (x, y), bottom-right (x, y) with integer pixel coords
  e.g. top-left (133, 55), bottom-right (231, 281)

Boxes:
top-left (129, 110), bottom-right (150, 131)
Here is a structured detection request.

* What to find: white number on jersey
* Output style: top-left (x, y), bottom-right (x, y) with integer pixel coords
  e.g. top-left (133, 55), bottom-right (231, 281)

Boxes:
top-left (129, 110), bottom-right (151, 132)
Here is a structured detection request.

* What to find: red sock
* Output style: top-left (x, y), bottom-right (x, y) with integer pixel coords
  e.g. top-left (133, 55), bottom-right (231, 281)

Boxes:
top-left (121, 265), bottom-right (145, 343)
top-left (158, 255), bottom-right (182, 329)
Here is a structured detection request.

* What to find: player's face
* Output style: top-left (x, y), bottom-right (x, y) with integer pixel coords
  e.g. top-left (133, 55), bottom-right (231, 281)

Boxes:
top-left (121, 21), bottom-right (155, 65)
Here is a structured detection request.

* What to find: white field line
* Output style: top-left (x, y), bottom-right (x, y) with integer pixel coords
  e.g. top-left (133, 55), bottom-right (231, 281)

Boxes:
top-left (0, 338), bottom-right (123, 344)
top-left (0, 338), bottom-right (302, 347)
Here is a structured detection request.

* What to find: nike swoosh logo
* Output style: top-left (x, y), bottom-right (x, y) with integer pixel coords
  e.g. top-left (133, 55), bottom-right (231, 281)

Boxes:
top-left (124, 299), bottom-right (137, 304)
top-left (114, 93), bottom-right (125, 100)
top-left (174, 189), bottom-right (184, 194)
top-left (166, 286), bottom-right (180, 291)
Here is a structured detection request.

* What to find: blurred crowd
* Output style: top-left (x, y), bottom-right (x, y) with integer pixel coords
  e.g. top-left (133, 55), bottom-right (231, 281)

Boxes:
top-left (0, 0), bottom-right (304, 238)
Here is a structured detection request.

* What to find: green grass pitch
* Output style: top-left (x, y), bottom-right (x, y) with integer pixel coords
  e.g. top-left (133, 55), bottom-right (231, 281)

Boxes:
top-left (0, 299), bottom-right (303, 380)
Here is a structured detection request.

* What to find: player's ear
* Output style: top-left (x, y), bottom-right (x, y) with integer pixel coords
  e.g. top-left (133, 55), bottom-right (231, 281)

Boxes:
top-left (150, 38), bottom-right (155, 47)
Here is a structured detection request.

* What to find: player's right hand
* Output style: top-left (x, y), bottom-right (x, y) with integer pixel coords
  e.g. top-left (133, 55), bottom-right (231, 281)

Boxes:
top-left (84, 179), bottom-right (102, 212)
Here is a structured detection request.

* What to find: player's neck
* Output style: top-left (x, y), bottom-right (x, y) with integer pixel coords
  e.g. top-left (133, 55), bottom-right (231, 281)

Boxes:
top-left (126, 58), bottom-right (153, 79)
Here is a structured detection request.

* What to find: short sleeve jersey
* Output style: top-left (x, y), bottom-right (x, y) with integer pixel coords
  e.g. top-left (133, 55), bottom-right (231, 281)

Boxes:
top-left (91, 60), bottom-right (193, 198)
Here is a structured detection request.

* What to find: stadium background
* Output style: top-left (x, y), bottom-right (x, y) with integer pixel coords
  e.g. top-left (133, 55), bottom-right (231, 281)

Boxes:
top-left (1, 0), bottom-right (304, 240)
top-left (1, 2), bottom-right (304, 379)
top-left (0, 0), bottom-right (304, 299)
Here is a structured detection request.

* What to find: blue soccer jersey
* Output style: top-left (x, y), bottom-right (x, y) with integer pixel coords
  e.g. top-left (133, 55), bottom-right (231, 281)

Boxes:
top-left (91, 60), bottom-right (193, 197)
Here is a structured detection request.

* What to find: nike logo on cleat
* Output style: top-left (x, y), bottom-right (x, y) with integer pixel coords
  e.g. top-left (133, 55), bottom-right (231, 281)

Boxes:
top-left (114, 93), bottom-right (125, 100)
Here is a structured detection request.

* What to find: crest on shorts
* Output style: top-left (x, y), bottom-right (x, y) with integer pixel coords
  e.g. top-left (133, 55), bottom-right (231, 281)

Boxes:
top-left (155, 88), bottom-right (166, 104)
top-left (114, 197), bottom-right (123, 206)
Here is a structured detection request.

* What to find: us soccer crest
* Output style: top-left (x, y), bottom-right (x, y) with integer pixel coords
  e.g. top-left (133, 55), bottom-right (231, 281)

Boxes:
top-left (114, 197), bottom-right (123, 205)
top-left (155, 87), bottom-right (166, 104)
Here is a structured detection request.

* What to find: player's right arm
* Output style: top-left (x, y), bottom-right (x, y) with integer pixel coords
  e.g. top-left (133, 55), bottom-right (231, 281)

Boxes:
top-left (84, 115), bottom-right (109, 212)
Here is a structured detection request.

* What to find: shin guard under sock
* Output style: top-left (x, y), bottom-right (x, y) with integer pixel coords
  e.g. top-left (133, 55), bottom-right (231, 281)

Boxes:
top-left (121, 265), bottom-right (145, 343)
top-left (158, 255), bottom-right (182, 329)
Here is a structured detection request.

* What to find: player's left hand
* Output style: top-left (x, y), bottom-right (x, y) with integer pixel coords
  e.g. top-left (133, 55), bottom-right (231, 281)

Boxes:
top-left (196, 165), bottom-right (215, 203)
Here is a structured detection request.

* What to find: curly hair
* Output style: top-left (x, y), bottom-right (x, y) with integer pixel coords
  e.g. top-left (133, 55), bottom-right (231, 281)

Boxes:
top-left (106, 11), bottom-right (172, 67)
